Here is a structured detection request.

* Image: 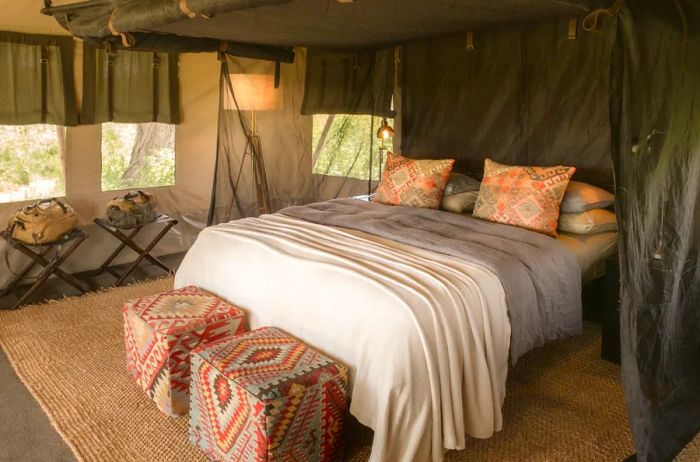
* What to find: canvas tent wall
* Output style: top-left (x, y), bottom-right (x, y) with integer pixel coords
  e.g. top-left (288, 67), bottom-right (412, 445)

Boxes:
top-left (2, 0), bottom-right (699, 460)
top-left (0, 1), bottom-right (221, 287)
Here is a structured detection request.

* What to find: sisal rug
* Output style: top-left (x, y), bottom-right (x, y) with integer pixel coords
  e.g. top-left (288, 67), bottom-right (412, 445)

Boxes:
top-left (0, 277), bottom-right (692, 462)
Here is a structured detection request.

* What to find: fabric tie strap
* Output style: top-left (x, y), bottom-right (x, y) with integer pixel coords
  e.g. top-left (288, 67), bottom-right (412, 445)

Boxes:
top-left (582, 0), bottom-right (625, 32)
top-left (179, 0), bottom-right (211, 19)
top-left (107, 9), bottom-right (135, 47)
top-left (179, 0), bottom-right (197, 18)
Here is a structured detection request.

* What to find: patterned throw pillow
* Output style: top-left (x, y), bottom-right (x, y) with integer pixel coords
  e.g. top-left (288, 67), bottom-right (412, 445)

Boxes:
top-left (473, 159), bottom-right (575, 237)
top-left (373, 153), bottom-right (455, 209)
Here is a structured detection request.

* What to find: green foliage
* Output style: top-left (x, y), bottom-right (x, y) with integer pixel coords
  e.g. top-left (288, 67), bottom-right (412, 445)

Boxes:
top-left (0, 125), bottom-right (65, 203)
top-left (137, 148), bottom-right (176, 187)
top-left (101, 123), bottom-right (175, 192)
top-left (312, 115), bottom-right (393, 181)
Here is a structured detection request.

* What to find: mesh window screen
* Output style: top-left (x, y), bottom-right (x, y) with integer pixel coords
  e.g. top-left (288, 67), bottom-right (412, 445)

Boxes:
top-left (611, 1), bottom-right (700, 460)
top-left (209, 49), bottom-right (394, 225)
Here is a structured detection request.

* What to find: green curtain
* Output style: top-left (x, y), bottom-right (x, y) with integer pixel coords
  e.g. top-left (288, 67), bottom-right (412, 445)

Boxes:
top-left (301, 47), bottom-right (395, 117)
top-left (0, 31), bottom-right (77, 126)
top-left (81, 43), bottom-right (180, 124)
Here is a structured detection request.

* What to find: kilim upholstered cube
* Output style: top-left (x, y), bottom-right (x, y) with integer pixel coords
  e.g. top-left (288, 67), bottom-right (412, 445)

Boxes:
top-left (189, 327), bottom-right (349, 462)
top-left (123, 285), bottom-right (246, 416)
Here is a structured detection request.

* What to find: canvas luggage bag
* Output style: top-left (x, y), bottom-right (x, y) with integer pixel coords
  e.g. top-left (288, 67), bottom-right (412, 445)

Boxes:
top-left (7, 199), bottom-right (79, 245)
top-left (106, 191), bottom-right (157, 229)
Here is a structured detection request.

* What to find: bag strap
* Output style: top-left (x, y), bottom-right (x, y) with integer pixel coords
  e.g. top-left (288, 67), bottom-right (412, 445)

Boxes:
top-left (37, 198), bottom-right (68, 214)
top-left (123, 191), bottom-right (150, 202)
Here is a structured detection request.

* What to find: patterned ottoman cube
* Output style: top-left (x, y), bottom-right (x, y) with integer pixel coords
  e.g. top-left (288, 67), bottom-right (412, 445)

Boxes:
top-left (190, 327), bottom-right (349, 462)
top-left (123, 285), bottom-right (246, 416)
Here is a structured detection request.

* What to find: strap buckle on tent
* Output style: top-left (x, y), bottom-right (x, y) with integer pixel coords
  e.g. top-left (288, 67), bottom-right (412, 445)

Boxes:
top-left (274, 61), bottom-right (281, 89)
top-left (105, 41), bottom-right (118, 59)
top-left (582, 0), bottom-right (625, 32)
top-left (568, 17), bottom-right (578, 40)
top-left (466, 31), bottom-right (475, 51)
top-left (40, 46), bottom-right (49, 124)
top-left (39, 46), bottom-right (49, 64)
top-left (217, 41), bottom-right (228, 62)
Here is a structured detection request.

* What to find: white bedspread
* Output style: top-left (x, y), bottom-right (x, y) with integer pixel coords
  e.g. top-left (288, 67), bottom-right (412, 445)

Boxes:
top-left (175, 215), bottom-right (511, 462)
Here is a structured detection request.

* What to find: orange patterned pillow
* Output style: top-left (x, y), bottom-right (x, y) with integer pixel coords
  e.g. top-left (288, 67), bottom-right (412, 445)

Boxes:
top-left (373, 153), bottom-right (455, 209)
top-left (473, 159), bottom-right (575, 237)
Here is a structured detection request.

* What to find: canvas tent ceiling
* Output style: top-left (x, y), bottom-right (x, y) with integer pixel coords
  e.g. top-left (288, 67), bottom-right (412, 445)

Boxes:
top-left (43, 0), bottom-right (605, 48)
top-left (151, 0), bottom-right (605, 47)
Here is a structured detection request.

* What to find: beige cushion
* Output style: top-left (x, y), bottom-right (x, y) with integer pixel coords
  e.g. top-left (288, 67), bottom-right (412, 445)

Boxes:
top-left (559, 209), bottom-right (618, 234)
top-left (443, 173), bottom-right (481, 196)
top-left (561, 181), bottom-right (614, 213)
top-left (441, 191), bottom-right (479, 213)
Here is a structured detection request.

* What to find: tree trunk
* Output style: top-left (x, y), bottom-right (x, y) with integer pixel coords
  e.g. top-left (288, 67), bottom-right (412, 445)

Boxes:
top-left (312, 114), bottom-right (336, 166)
top-left (121, 123), bottom-right (172, 181)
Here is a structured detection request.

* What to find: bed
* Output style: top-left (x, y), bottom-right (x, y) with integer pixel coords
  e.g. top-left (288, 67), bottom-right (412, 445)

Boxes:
top-left (175, 198), bottom-right (595, 462)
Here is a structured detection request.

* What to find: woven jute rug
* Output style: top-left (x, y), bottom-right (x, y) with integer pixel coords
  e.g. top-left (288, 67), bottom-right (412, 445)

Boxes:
top-left (0, 277), bottom-right (695, 462)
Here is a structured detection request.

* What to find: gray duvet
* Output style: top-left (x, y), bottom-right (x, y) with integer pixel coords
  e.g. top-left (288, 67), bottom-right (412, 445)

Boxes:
top-left (281, 198), bottom-right (582, 363)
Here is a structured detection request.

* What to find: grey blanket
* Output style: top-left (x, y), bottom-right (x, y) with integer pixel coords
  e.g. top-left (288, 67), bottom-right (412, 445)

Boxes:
top-left (281, 199), bottom-right (582, 363)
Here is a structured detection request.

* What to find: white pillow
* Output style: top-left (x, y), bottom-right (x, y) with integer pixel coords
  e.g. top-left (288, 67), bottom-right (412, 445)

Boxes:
top-left (561, 181), bottom-right (614, 213)
top-left (559, 209), bottom-right (617, 234)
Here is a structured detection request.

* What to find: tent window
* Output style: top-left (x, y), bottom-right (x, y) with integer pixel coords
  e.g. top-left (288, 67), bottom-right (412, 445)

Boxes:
top-left (312, 114), bottom-right (394, 181)
top-left (101, 123), bottom-right (175, 192)
top-left (0, 125), bottom-right (66, 203)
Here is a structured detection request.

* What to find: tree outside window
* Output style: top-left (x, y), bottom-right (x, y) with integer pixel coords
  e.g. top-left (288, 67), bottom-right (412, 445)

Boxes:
top-left (0, 125), bottom-right (66, 204)
top-left (101, 122), bottom-right (176, 192)
top-left (312, 114), bottom-right (393, 181)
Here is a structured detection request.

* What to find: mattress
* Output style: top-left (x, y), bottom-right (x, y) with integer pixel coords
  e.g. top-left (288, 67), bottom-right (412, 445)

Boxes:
top-left (557, 231), bottom-right (619, 284)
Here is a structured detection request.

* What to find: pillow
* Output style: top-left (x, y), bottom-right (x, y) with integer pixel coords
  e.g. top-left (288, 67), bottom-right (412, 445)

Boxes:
top-left (443, 173), bottom-right (481, 196)
top-left (473, 159), bottom-right (575, 237)
top-left (558, 209), bottom-right (617, 234)
top-left (560, 181), bottom-right (614, 213)
top-left (441, 190), bottom-right (479, 214)
top-left (373, 153), bottom-right (455, 209)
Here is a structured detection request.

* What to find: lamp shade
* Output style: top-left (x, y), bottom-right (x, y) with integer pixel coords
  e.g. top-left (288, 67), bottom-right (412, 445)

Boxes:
top-left (225, 74), bottom-right (281, 111)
